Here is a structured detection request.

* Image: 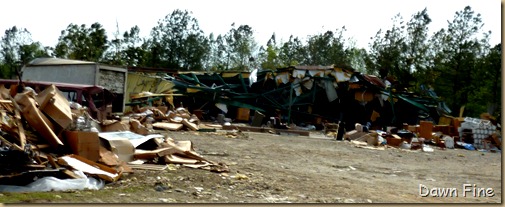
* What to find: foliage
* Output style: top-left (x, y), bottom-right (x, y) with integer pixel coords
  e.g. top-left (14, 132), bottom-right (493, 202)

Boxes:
top-left (303, 27), bottom-right (348, 67)
top-left (429, 6), bottom-right (491, 116)
top-left (221, 23), bottom-right (258, 71)
top-left (368, 13), bottom-right (408, 81)
top-left (1, 7), bottom-right (499, 119)
top-left (277, 35), bottom-right (305, 67)
top-left (147, 9), bottom-right (210, 70)
top-left (0, 26), bottom-right (49, 78)
top-left (257, 33), bottom-right (283, 70)
top-left (54, 23), bottom-right (108, 62)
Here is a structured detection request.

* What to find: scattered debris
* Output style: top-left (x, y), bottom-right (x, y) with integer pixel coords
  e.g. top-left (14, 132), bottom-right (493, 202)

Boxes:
top-left (0, 84), bottom-right (228, 192)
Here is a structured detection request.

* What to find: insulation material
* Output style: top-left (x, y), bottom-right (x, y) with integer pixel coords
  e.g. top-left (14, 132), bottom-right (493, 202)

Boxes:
top-left (220, 73), bottom-right (239, 78)
top-left (249, 69), bottom-right (258, 86)
top-left (331, 68), bottom-right (352, 82)
top-left (275, 72), bottom-right (290, 85)
top-left (308, 70), bottom-right (325, 78)
top-left (292, 69), bottom-right (306, 79)
top-left (302, 77), bottom-right (314, 90)
top-left (324, 80), bottom-right (338, 102)
top-left (293, 79), bottom-right (303, 96)
top-left (215, 103), bottom-right (228, 114)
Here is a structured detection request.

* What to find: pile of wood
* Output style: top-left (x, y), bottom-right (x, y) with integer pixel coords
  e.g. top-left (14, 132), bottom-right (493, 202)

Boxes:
top-left (0, 84), bottom-right (127, 183)
top-left (103, 105), bottom-right (204, 135)
top-left (0, 84), bottom-right (227, 188)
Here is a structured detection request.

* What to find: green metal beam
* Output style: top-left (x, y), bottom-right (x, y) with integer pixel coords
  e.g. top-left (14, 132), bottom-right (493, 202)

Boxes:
top-left (238, 73), bottom-right (248, 93)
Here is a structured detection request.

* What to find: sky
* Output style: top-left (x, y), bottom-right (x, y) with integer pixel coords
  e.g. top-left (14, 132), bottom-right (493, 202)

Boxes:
top-left (0, 0), bottom-right (501, 50)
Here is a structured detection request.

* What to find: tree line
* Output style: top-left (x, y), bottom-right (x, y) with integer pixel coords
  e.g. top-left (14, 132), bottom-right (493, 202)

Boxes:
top-left (0, 6), bottom-right (501, 118)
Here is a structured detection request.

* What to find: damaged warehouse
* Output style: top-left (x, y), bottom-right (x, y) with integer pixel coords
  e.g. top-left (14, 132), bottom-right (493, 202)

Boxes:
top-left (159, 65), bottom-right (452, 132)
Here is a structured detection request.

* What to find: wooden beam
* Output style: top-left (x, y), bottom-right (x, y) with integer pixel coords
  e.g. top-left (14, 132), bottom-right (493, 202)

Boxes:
top-left (14, 110), bottom-right (26, 149)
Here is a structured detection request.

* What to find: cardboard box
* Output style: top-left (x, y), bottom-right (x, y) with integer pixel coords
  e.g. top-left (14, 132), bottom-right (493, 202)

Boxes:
top-left (130, 119), bottom-right (149, 135)
top-left (64, 131), bottom-right (100, 162)
top-left (152, 122), bottom-right (183, 131)
top-left (236, 108), bottom-right (250, 121)
top-left (419, 121), bottom-right (433, 139)
top-left (407, 125), bottom-right (419, 133)
top-left (15, 91), bottom-right (64, 149)
top-left (386, 135), bottom-right (403, 147)
top-left (433, 125), bottom-right (452, 135)
top-left (58, 154), bottom-right (120, 182)
top-left (101, 120), bottom-right (130, 132)
top-left (99, 137), bottom-right (135, 162)
top-left (251, 111), bottom-right (265, 127)
top-left (36, 85), bottom-right (73, 129)
top-left (96, 105), bottom-right (112, 122)
top-left (438, 116), bottom-right (452, 126)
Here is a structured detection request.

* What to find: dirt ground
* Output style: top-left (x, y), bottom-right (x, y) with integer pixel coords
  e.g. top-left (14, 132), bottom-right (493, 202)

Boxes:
top-left (1, 130), bottom-right (502, 204)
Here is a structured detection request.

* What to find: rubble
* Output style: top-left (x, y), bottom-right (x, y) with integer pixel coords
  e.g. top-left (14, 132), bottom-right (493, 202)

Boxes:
top-left (0, 85), bottom-right (228, 192)
top-left (341, 116), bottom-right (501, 153)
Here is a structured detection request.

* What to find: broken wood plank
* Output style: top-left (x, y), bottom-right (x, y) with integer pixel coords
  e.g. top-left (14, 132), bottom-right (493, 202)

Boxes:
top-left (58, 154), bottom-right (121, 182)
top-left (182, 118), bottom-right (199, 131)
top-left (0, 135), bottom-right (22, 151)
top-left (163, 154), bottom-right (201, 164)
top-left (33, 144), bottom-right (51, 150)
top-left (14, 91), bottom-right (64, 149)
top-left (47, 155), bottom-right (59, 169)
top-left (152, 122), bottom-right (183, 131)
top-left (14, 110), bottom-right (26, 149)
top-left (61, 169), bottom-right (82, 179)
top-left (134, 147), bottom-right (178, 160)
top-left (0, 100), bottom-right (14, 113)
top-left (34, 155), bottom-right (43, 165)
top-left (127, 164), bottom-right (168, 171)
top-left (98, 145), bottom-right (121, 166)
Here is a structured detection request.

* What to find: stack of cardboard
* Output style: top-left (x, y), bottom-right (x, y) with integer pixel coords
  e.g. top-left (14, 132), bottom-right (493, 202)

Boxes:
top-left (0, 84), bottom-right (228, 189)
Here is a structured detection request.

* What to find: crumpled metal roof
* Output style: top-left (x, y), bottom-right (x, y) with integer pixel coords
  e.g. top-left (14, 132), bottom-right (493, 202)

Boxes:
top-left (362, 75), bottom-right (386, 88)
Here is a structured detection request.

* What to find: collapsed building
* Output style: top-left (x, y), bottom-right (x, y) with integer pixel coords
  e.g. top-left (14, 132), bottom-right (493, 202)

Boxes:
top-left (143, 65), bottom-right (452, 132)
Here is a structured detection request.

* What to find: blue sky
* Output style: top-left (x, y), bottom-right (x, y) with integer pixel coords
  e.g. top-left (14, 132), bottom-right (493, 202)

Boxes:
top-left (1, 0), bottom-right (501, 49)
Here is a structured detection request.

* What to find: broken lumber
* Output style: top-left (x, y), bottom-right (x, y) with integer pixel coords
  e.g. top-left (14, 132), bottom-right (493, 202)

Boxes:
top-left (152, 122), bottom-right (184, 131)
top-left (182, 119), bottom-right (199, 131)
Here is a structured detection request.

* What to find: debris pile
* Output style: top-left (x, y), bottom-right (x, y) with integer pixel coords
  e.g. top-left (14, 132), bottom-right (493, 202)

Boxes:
top-left (343, 116), bottom-right (501, 153)
top-left (0, 85), bottom-right (227, 192)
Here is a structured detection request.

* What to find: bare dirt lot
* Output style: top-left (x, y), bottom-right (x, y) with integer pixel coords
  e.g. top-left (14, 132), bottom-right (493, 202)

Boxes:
top-left (1, 130), bottom-right (502, 204)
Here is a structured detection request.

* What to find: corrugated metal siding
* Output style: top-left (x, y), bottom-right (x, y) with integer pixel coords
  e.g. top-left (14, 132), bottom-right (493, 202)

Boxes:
top-left (22, 65), bottom-right (96, 85)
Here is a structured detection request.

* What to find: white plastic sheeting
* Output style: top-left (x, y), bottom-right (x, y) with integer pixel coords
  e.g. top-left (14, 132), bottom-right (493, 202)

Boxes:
top-left (0, 171), bottom-right (104, 192)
